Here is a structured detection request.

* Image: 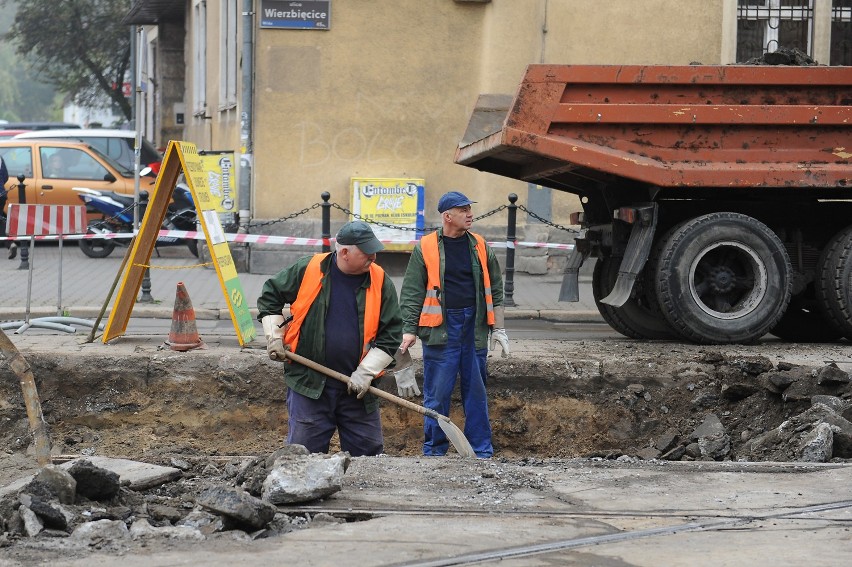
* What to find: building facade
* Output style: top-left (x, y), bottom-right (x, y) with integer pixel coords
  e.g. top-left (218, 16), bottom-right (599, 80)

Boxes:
top-left (123, 0), bottom-right (851, 273)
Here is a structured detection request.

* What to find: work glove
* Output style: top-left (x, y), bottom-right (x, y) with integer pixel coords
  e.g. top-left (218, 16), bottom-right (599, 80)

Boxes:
top-left (490, 328), bottom-right (510, 358)
top-left (261, 314), bottom-right (289, 361)
top-left (348, 348), bottom-right (394, 399)
top-left (489, 305), bottom-right (510, 358)
top-left (393, 366), bottom-right (421, 398)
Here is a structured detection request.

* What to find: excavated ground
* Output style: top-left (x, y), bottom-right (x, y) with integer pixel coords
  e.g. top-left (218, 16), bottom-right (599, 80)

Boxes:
top-left (1, 338), bottom-right (850, 464)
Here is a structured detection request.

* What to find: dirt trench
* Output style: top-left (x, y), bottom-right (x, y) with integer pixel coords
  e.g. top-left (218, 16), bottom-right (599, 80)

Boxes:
top-left (2, 339), bottom-right (850, 464)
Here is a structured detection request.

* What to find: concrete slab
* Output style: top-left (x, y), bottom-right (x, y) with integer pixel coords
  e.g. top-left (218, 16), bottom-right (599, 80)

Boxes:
top-left (59, 456), bottom-right (182, 490)
top-left (0, 457), bottom-right (182, 497)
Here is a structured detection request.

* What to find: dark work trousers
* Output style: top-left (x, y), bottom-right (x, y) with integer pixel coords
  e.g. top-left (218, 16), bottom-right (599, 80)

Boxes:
top-left (422, 306), bottom-right (493, 458)
top-left (286, 379), bottom-right (384, 457)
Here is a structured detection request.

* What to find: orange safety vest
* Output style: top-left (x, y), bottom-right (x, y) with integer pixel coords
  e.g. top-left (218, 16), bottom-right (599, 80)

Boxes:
top-left (418, 231), bottom-right (495, 327)
top-left (283, 253), bottom-right (385, 356)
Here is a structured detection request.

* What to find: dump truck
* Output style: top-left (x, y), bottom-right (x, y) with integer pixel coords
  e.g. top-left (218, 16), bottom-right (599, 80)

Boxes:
top-left (455, 64), bottom-right (852, 344)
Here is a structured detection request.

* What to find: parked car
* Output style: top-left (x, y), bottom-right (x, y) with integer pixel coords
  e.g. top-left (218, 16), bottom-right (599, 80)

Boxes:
top-left (13, 129), bottom-right (162, 173)
top-left (0, 121), bottom-right (80, 130)
top-left (0, 139), bottom-right (147, 213)
top-left (0, 130), bottom-right (31, 141)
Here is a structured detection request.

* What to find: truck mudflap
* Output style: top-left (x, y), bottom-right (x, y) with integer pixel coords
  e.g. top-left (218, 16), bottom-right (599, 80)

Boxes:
top-left (558, 238), bottom-right (589, 302)
top-left (601, 204), bottom-right (658, 307)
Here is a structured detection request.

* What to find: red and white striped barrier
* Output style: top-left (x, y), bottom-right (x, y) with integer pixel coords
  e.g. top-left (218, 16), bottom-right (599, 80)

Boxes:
top-left (0, 227), bottom-right (575, 251)
top-left (6, 204), bottom-right (86, 237)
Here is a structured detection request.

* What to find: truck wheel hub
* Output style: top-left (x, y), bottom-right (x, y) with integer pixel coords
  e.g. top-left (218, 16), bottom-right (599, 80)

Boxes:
top-left (707, 266), bottom-right (735, 293)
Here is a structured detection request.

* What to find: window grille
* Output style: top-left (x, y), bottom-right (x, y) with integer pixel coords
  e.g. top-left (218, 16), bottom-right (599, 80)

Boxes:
top-left (831, 0), bottom-right (852, 64)
top-left (736, 0), bottom-right (813, 62)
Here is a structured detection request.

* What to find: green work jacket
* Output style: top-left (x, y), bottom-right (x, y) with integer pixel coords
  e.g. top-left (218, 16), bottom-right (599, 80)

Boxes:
top-left (399, 228), bottom-right (504, 349)
top-left (257, 253), bottom-right (403, 413)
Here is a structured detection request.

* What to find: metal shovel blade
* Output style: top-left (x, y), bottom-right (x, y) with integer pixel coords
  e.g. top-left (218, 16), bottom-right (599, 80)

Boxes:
top-left (436, 416), bottom-right (476, 458)
top-left (282, 350), bottom-right (477, 458)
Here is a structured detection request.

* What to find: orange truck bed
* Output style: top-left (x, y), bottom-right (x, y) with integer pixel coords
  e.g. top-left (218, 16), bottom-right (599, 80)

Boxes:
top-left (456, 65), bottom-right (852, 191)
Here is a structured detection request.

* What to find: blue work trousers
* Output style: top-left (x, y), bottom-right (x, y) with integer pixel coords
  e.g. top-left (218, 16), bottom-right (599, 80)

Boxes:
top-left (422, 306), bottom-right (493, 458)
top-left (286, 380), bottom-right (383, 457)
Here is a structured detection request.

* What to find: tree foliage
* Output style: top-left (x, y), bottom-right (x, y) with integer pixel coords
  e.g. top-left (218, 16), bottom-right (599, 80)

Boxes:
top-left (2, 0), bottom-right (132, 120)
top-left (0, 8), bottom-right (59, 122)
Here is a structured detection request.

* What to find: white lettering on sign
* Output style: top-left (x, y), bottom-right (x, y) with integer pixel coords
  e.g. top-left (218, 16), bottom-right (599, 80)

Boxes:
top-left (264, 8), bottom-right (327, 20)
top-left (376, 195), bottom-right (404, 213)
top-left (361, 182), bottom-right (419, 198)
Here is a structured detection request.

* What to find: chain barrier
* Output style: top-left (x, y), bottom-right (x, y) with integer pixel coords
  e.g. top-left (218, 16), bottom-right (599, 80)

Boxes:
top-left (330, 203), bottom-right (436, 232)
top-left (68, 196), bottom-right (577, 240)
top-left (245, 202), bottom-right (323, 231)
top-left (242, 198), bottom-right (577, 235)
top-left (330, 202), bottom-right (511, 232)
top-left (517, 204), bottom-right (579, 234)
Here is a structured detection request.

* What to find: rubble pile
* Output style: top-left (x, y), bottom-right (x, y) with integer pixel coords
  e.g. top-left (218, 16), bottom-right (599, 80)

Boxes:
top-left (0, 448), bottom-right (350, 551)
top-left (746, 46), bottom-right (817, 66)
top-left (602, 354), bottom-right (852, 463)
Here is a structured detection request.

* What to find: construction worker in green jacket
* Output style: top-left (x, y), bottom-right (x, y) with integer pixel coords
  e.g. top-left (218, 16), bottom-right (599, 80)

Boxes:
top-left (257, 221), bottom-right (404, 456)
top-left (398, 191), bottom-right (509, 458)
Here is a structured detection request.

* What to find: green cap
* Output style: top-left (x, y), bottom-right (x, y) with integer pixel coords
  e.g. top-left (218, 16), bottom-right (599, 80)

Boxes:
top-left (336, 221), bottom-right (384, 254)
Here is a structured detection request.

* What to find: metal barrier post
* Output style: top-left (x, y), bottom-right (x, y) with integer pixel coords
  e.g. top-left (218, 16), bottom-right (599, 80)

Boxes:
top-left (16, 175), bottom-right (29, 270)
top-left (321, 191), bottom-right (331, 252)
top-left (138, 191), bottom-right (154, 302)
top-left (504, 193), bottom-right (518, 307)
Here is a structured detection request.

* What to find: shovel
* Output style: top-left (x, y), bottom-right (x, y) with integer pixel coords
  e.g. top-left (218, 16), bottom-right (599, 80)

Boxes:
top-left (282, 350), bottom-right (477, 458)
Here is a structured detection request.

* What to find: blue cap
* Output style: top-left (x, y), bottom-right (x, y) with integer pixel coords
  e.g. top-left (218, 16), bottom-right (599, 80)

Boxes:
top-left (437, 191), bottom-right (476, 213)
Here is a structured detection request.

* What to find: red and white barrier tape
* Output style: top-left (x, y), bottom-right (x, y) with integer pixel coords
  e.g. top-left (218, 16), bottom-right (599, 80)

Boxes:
top-left (0, 229), bottom-right (575, 251)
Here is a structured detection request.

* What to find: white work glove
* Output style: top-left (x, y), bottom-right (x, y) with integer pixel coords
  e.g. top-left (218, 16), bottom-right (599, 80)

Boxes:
top-left (489, 306), bottom-right (510, 358)
top-left (261, 314), bottom-right (289, 361)
top-left (348, 348), bottom-right (394, 399)
top-left (393, 366), bottom-right (421, 398)
top-left (490, 328), bottom-right (510, 358)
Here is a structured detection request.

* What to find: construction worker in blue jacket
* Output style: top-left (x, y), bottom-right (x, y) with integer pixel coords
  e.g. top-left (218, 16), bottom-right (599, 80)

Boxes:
top-left (257, 221), bottom-right (407, 457)
top-left (398, 191), bottom-right (510, 458)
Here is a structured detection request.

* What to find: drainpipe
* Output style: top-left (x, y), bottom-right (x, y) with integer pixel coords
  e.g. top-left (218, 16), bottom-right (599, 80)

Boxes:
top-left (239, 0), bottom-right (254, 233)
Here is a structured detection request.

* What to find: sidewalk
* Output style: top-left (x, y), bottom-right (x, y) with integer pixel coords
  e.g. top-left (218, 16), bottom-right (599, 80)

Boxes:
top-left (0, 243), bottom-right (602, 326)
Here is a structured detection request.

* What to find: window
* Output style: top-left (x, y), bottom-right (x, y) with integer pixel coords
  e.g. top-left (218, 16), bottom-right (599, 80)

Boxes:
top-left (193, 0), bottom-right (208, 116)
top-left (0, 146), bottom-right (34, 179)
top-left (220, 0), bottom-right (239, 110)
top-left (736, 0), bottom-right (813, 62)
top-left (832, 0), bottom-right (852, 64)
top-left (40, 147), bottom-right (108, 181)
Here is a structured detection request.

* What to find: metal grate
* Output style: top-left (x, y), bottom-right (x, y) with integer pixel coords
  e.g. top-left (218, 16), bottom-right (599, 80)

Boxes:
top-left (736, 0), bottom-right (814, 62)
top-left (831, 0), bottom-right (852, 64)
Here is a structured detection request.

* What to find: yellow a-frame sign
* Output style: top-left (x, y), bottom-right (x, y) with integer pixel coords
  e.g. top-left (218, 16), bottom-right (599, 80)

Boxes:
top-left (102, 141), bottom-right (257, 345)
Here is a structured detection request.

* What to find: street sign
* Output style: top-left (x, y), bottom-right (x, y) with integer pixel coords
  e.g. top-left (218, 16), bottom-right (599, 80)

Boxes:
top-left (259, 0), bottom-right (330, 29)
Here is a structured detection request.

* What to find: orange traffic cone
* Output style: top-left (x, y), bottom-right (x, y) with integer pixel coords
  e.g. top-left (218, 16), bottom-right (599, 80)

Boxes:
top-left (165, 282), bottom-right (205, 352)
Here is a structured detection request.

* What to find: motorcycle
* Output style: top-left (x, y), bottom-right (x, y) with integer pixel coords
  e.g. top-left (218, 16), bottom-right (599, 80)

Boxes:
top-left (73, 181), bottom-right (199, 259)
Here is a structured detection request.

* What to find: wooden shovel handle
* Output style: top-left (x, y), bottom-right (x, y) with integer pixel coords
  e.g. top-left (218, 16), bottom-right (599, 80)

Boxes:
top-left (282, 350), bottom-right (446, 422)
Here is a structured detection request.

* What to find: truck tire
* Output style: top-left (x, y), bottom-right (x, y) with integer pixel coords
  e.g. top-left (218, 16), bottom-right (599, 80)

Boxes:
top-left (592, 257), bottom-right (675, 340)
top-left (654, 212), bottom-right (792, 344)
top-left (769, 294), bottom-right (843, 343)
top-left (815, 226), bottom-right (852, 341)
top-left (592, 257), bottom-right (676, 340)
